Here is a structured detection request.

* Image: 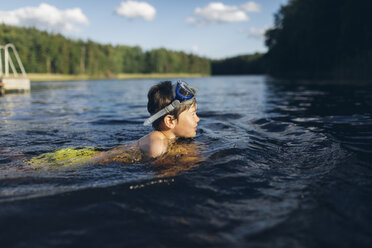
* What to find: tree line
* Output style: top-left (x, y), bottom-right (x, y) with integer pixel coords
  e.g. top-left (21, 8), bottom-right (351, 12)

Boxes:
top-left (212, 0), bottom-right (372, 80)
top-left (4, 0), bottom-right (367, 81)
top-left (211, 53), bottom-right (265, 75)
top-left (0, 24), bottom-right (211, 76)
top-left (265, 0), bottom-right (372, 80)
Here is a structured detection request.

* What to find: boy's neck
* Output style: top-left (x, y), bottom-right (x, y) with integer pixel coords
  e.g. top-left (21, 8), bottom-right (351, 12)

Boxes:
top-left (159, 130), bottom-right (177, 141)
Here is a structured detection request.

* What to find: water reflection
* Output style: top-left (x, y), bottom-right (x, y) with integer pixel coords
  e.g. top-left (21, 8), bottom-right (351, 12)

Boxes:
top-left (0, 91), bottom-right (31, 118)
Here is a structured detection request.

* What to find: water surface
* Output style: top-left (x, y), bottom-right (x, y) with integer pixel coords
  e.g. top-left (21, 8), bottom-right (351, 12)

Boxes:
top-left (0, 76), bottom-right (371, 247)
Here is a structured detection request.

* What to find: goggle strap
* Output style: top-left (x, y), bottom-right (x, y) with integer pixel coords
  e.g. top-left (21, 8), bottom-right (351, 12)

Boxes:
top-left (172, 83), bottom-right (177, 99)
top-left (143, 100), bottom-right (181, 126)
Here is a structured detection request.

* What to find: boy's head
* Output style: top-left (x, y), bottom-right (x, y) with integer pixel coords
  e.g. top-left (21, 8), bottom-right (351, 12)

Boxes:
top-left (146, 80), bottom-right (197, 131)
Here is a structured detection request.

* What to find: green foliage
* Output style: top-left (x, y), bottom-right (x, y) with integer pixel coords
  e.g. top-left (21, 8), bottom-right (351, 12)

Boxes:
top-left (211, 53), bottom-right (265, 75)
top-left (143, 48), bottom-right (211, 74)
top-left (265, 0), bottom-right (372, 80)
top-left (0, 24), bottom-right (210, 75)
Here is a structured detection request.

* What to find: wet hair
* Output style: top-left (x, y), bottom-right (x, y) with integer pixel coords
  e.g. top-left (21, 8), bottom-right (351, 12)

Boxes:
top-left (147, 81), bottom-right (195, 131)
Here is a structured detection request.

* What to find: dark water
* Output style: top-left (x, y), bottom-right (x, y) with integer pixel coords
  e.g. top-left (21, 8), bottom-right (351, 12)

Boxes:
top-left (0, 76), bottom-right (371, 247)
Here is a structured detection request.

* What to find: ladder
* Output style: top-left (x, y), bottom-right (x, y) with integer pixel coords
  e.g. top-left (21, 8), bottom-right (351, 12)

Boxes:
top-left (0, 43), bottom-right (30, 94)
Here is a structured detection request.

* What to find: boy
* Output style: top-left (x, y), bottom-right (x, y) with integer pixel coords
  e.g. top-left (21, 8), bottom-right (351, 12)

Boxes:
top-left (137, 80), bottom-right (200, 158)
top-left (27, 80), bottom-right (200, 168)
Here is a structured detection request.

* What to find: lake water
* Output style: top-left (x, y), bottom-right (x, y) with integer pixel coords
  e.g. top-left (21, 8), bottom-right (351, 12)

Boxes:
top-left (0, 76), bottom-right (371, 247)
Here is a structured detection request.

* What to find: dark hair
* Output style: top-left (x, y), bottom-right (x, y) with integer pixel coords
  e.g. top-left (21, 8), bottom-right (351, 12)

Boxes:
top-left (147, 81), bottom-right (195, 130)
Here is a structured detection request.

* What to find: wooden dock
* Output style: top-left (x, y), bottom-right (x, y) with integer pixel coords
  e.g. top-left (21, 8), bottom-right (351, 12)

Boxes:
top-left (1, 78), bottom-right (30, 90)
top-left (0, 43), bottom-right (30, 95)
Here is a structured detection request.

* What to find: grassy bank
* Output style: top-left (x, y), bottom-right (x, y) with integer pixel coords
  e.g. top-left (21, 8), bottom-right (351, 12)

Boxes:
top-left (28, 73), bottom-right (207, 82)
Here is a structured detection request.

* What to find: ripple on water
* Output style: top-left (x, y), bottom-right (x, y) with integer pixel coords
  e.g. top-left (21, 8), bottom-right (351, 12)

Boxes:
top-left (0, 77), bottom-right (371, 247)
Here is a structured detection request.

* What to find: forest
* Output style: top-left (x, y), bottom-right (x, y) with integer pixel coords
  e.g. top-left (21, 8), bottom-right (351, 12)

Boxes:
top-left (265, 0), bottom-right (371, 80)
top-left (211, 53), bottom-right (265, 75)
top-left (0, 24), bottom-right (211, 76)
top-left (1, 0), bottom-right (369, 80)
top-left (0, 24), bottom-right (266, 77)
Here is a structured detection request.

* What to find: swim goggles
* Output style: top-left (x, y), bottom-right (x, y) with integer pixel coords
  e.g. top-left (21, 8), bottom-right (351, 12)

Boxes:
top-left (143, 80), bottom-right (198, 126)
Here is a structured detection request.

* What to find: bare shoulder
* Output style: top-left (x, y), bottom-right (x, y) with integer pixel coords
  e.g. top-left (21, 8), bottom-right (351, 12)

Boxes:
top-left (138, 131), bottom-right (168, 158)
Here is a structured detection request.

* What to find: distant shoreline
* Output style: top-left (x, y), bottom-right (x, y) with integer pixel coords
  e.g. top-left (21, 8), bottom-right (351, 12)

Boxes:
top-left (27, 73), bottom-right (208, 82)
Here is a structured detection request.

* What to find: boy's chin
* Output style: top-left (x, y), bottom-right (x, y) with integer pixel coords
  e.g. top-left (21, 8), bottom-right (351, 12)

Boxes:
top-left (180, 133), bottom-right (196, 139)
top-left (176, 130), bottom-right (197, 139)
top-left (188, 132), bottom-right (197, 138)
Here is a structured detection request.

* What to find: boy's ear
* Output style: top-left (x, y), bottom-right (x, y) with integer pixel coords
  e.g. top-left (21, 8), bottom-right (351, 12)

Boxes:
top-left (163, 115), bottom-right (177, 129)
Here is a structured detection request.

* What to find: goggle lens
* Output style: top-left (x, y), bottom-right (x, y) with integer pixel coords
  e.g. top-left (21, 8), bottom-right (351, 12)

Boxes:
top-left (176, 81), bottom-right (194, 101)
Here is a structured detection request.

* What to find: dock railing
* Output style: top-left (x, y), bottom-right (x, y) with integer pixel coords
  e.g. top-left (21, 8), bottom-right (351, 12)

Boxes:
top-left (0, 43), bottom-right (30, 93)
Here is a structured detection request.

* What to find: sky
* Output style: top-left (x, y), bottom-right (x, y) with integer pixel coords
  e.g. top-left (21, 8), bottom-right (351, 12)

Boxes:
top-left (0, 0), bottom-right (288, 59)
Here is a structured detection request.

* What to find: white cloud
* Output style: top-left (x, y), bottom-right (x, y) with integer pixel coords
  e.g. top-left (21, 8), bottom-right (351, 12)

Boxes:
top-left (187, 1), bottom-right (261, 25)
top-left (241, 2), bottom-right (261, 13)
top-left (187, 2), bottom-right (249, 25)
top-left (0, 3), bottom-right (89, 33)
top-left (115, 1), bottom-right (156, 21)
top-left (248, 26), bottom-right (269, 40)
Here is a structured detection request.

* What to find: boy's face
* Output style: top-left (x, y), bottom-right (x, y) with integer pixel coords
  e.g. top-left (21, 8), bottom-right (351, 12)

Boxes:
top-left (172, 104), bottom-right (200, 138)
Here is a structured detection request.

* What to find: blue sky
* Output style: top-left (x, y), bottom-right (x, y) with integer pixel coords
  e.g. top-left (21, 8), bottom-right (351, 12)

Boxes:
top-left (0, 0), bottom-right (288, 59)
